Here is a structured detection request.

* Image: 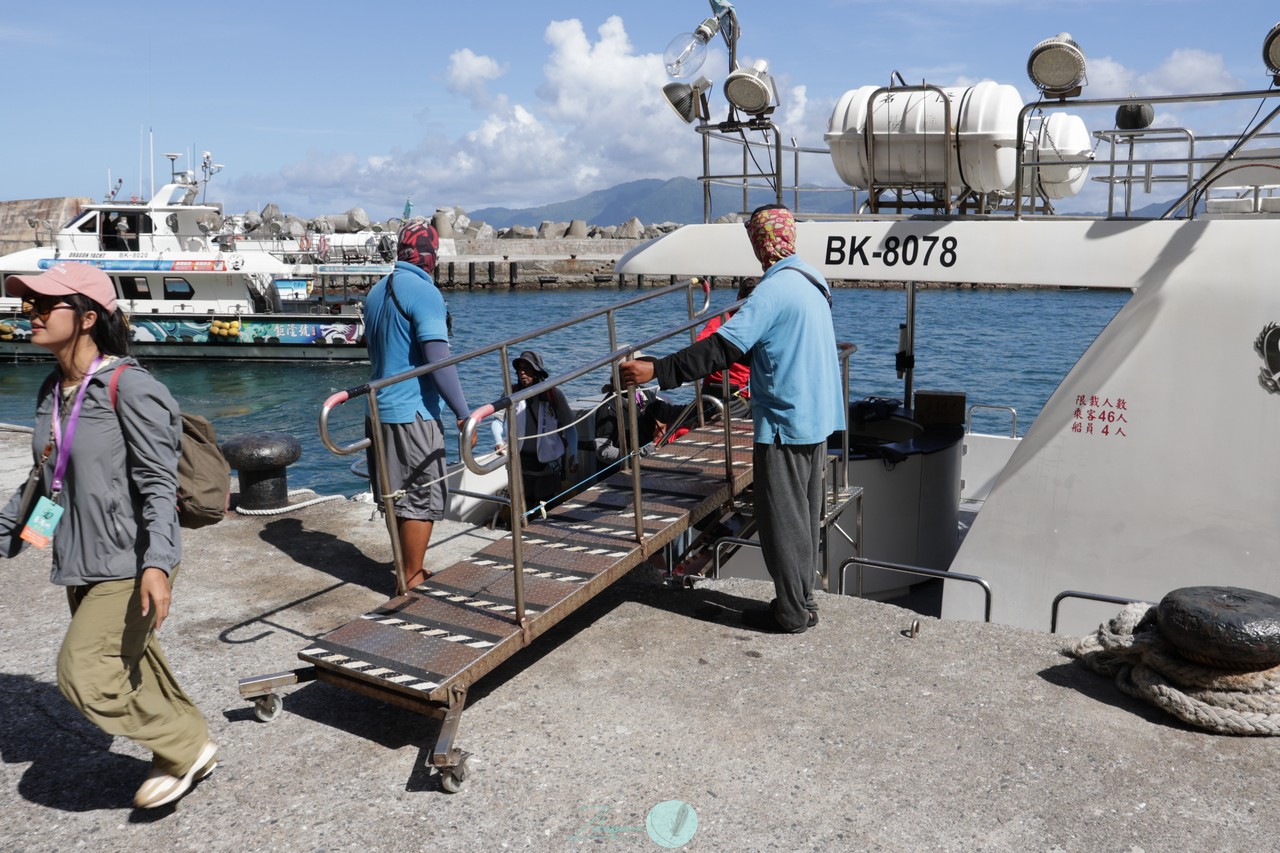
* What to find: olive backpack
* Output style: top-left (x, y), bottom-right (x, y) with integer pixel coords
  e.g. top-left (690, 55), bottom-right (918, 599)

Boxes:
top-left (108, 363), bottom-right (231, 528)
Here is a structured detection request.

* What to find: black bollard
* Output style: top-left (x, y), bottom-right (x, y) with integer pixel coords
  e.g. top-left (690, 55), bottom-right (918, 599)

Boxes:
top-left (221, 432), bottom-right (303, 510)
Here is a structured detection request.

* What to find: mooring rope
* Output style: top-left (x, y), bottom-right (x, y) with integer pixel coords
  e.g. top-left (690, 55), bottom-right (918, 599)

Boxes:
top-left (1065, 602), bottom-right (1280, 735)
top-left (234, 489), bottom-right (345, 516)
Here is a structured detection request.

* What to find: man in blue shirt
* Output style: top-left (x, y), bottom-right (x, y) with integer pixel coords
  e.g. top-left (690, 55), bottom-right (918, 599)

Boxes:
top-left (620, 205), bottom-right (844, 632)
top-left (365, 220), bottom-right (471, 590)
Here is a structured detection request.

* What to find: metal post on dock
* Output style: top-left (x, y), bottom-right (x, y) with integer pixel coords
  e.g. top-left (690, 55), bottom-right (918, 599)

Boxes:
top-left (366, 395), bottom-right (409, 596)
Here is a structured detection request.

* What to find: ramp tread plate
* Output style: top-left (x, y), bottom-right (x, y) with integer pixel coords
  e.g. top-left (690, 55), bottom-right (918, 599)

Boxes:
top-left (568, 487), bottom-right (702, 513)
top-left (468, 543), bottom-right (634, 578)
top-left (599, 471), bottom-right (723, 499)
top-left (414, 564), bottom-right (592, 609)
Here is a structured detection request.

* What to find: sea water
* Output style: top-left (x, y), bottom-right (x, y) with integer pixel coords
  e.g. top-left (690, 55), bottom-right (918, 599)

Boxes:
top-left (0, 286), bottom-right (1129, 495)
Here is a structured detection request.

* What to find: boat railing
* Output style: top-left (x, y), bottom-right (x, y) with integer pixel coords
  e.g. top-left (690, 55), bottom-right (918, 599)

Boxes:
top-left (838, 556), bottom-right (994, 623)
top-left (692, 121), bottom-right (860, 222)
top-left (966, 404), bottom-right (1018, 438)
top-left (1050, 590), bottom-right (1148, 634)
top-left (692, 84), bottom-right (1280, 223)
top-left (318, 277), bottom-right (717, 602)
top-left (1016, 86), bottom-right (1280, 219)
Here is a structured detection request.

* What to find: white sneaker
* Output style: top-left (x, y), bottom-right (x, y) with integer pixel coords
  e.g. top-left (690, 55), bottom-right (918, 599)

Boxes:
top-left (133, 740), bottom-right (218, 809)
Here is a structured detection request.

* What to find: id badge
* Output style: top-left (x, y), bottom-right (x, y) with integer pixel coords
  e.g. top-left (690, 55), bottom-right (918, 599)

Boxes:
top-left (20, 496), bottom-right (64, 549)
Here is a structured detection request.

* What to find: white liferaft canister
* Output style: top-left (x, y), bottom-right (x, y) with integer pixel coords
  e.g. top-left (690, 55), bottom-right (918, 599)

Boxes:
top-left (825, 81), bottom-right (1024, 194)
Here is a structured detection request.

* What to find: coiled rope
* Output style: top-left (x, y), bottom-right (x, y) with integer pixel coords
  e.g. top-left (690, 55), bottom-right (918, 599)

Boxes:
top-left (1065, 602), bottom-right (1280, 735)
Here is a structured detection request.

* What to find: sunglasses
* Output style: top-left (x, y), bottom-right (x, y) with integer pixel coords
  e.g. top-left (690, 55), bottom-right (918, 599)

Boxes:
top-left (22, 296), bottom-right (71, 320)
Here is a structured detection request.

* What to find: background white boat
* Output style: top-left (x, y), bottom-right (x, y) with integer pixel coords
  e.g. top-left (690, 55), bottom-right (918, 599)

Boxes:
top-left (0, 166), bottom-right (391, 361)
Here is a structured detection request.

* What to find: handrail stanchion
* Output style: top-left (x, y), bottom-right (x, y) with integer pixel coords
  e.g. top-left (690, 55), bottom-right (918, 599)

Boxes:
top-left (503, 397), bottom-right (529, 634)
top-left (368, 395), bottom-right (408, 596)
top-left (838, 343), bottom-right (857, 490)
top-left (623, 373), bottom-right (646, 546)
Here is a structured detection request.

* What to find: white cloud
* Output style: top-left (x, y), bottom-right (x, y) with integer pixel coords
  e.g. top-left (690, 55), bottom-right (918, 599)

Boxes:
top-left (1081, 56), bottom-right (1136, 99)
top-left (781, 84), bottom-right (808, 130)
top-left (1143, 48), bottom-right (1240, 95)
top-left (1087, 49), bottom-right (1241, 99)
top-left (229, 15), bottom-right (733, 217)
top-left (447, 48), bottom-right (507, 108)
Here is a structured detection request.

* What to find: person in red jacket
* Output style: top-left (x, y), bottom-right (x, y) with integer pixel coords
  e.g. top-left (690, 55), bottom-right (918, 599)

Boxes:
top-left (696, 278), bottom-right (756, 419)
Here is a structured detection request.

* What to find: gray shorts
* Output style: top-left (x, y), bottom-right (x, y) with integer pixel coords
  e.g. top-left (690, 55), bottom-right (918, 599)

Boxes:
top-left (367, 415), bottom-right (447, 521)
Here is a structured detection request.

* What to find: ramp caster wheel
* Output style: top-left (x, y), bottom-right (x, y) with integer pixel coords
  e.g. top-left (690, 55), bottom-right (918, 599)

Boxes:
top-left (439, 755), bottom-right (471, 794)
top-left (253, 693), bottom-right (283, 722)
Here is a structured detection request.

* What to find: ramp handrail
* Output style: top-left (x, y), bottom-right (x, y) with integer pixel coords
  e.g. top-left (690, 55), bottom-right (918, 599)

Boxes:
top-left (838, 557), bottom-right (993, 623)
top-left (317, 278), bottom-right (713, 456)
top-left (316, 275), bottom-right (718, 602)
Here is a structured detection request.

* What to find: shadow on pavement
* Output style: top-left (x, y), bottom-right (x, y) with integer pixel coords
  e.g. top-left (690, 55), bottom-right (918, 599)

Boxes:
top-left (0, 672), bottom-right (145, 811)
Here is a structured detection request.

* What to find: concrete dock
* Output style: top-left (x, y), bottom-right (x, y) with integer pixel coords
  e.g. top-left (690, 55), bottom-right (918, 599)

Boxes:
top-left (0, 424), bottom-right (1276, 851)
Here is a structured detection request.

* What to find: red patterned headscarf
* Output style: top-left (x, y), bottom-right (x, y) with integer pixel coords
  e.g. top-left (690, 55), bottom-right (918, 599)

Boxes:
top-left (744, 205), bottom-right (796, 270)
top-left (397, 221), bottom-right (439, 274)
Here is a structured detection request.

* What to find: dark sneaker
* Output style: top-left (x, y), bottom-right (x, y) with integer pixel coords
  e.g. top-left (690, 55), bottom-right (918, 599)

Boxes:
top-left (769, 599), bottom-right (819, 628)
top-left (742, 606), bottom-right (808, 634)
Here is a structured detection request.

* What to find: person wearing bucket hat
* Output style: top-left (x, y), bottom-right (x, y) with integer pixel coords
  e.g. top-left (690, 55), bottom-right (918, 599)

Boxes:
top-left (1, 262), bottom-right (218, 808)
top-left (492, 350), bottom-right (578, 516)
top-left (619, 204), bottom-right (844, 634)
top-left (363, 218), bottom-right (473, 589)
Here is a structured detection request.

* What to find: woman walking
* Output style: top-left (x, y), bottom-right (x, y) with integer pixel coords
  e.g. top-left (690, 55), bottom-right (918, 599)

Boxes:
top-left (0, 263), bottom-right (216, 809)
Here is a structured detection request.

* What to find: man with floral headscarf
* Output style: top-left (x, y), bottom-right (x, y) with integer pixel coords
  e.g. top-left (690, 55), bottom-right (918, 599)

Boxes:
top-left (364, 219), bottom-right (472, 590)
top-left (620, 204), bottom-right (844, 633)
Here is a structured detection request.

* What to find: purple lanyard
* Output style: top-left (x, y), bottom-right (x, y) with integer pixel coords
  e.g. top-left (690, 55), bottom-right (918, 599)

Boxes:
top-left (50, 356), bottom-right (103, 496)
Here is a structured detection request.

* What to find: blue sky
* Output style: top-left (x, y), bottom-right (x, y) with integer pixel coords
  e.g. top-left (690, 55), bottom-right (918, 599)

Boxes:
top-left (2, 1), bottom-right (1277, 220)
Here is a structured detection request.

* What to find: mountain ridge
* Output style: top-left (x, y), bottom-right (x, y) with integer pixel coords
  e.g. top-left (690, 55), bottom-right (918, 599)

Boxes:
top-left (466, 177), bottom-right (856, 229)
top-left (461, 177), bottom-right (1198, 228)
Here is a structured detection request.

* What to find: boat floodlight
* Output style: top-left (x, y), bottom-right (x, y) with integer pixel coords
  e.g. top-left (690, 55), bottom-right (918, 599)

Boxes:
top-left (1264, 22), bottom-right (1280, 78)
top-left (1115, 98), bottom-right (1155, 131)
top-left (664, 18), bottom-right (718, 79)
top-left (664, 76), bottom-right (712, 124)
top-left (1027, 33), bottom-right (1087, 99)
top-left (724, 59), bottom-right (776, 116)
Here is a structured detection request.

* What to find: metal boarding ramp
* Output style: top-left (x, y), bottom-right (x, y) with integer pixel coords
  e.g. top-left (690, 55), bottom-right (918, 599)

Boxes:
top-left (238, 278), bottom-right (839, 792)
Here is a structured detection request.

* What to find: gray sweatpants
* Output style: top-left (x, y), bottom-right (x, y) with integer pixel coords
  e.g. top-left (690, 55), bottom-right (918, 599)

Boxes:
top-left (754, 441), bottom-right (824, 632)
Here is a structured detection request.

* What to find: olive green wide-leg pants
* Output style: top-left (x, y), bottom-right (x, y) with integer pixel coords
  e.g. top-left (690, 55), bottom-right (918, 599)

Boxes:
top-left (56, 572), bottom-right (210, 776)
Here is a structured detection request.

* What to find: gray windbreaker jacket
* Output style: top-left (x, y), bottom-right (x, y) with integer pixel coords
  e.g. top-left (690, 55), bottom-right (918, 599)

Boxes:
top-left (0, 357), bottom-right (182, 585)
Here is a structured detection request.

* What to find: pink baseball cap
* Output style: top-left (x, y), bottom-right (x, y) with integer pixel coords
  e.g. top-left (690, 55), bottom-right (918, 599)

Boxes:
top-left (5, 263), bottom-right (118, 314)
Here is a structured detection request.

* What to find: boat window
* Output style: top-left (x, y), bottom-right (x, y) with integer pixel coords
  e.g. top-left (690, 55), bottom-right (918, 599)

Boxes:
top-left (73, 212), bottom-right (99, 234)
top-left (104, 212), bottom-right (137, 251)
top-left (119, 275), bottom-right (152, 299)
top-left (162, 277), bottom-right (195, 300)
